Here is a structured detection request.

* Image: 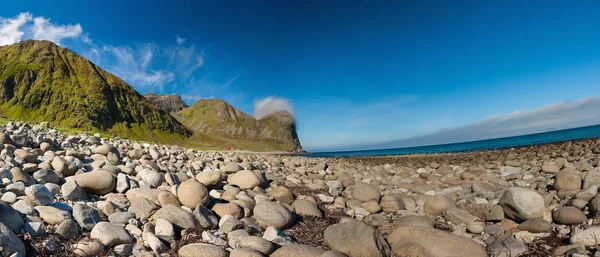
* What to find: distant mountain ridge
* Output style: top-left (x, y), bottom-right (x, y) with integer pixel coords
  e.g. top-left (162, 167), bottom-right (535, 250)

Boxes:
top-left (0, 40), bottom-right (190, 140)
top-left (143, 93), bottom-right (188, 113)
top-left (0, 40), bottom-right (302, 151)
top-left (173, 98), bottom-right (303, 152)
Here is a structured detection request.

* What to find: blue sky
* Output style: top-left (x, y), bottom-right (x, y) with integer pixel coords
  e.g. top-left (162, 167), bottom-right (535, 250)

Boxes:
top-left (1, 1), bottom-right (600, 150)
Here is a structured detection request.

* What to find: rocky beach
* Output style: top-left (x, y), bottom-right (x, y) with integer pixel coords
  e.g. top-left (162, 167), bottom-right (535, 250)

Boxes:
top-left (0, 120), bottom-right (598, 257)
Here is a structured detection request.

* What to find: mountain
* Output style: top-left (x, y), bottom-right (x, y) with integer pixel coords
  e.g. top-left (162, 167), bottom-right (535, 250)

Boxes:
top-left (0, 40), bottom-right (190, 140)
top-left (143, 93), bottom-right (188, 113)
top-left (174, 98), bottom-right (303, 152)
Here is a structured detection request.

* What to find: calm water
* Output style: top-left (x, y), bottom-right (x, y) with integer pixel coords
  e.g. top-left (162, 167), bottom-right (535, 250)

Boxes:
top-left (303, 125), bottom-right (600, 158)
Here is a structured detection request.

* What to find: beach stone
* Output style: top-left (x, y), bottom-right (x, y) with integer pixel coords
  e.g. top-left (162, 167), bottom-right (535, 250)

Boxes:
top-left (424, 194), bottom-right (455, 215)
top-left (212, 202), bottom-right (243, 219)
top-left (0, 222), bottom-right (25, 257)
top-left (157, 191), bottom-right (181, 207)
top-left (487, 235), bottom-right (528, 257)
top-left (0, 201), bottom-right (24, 230)
top-left (222, 162), bottom-right (243, 173)
top-left (324, 221), bottom-right (390, 257)
top-left (94, 144), bottom-right (119, 157)
top-left (178, 243), bottom-right (229, 257)
top-left (193, 204), bottom-right (219, 229)
top-left (542, 163), bottom-right (560, 174)
top-left (352, 182), bottom-right (381, 202)
top-left (584, 168), bottom-right (600, 189)
top-left (499, 187), bottom-right (545, 221)
top-left (379, 195), bottom-right (404, 213)
top-left (25, 184), bottom-right (53, 205)
top-left (126, 188), bottom-right (163, 203)
top-left (554, 170), bottom-right (582, 191)
top-left (65, 169), bottom-right (115, 195)
top-left (72, 241), bottom-right (104, 256)
top-left (61, 180), bottom-right (87, 201)
top-left (553, 206), bottom-right (587, 225)
top-left (196, 170), bottom-right (222, 188)
top-left (571, 227), bottom-right (600, 246)
top-left (270, 244), bottom-right (326, 257)
top-left (230, 249), bottom-right (265, 257)
top-left (254, 201), bottom-right (296, 229)
top-left (108, 211), bottom-right (134, 224)
top-left (263, 226), bottom-right (295, 246)
top-left (155, 218), bottom-right (176, 244)
top-left (268, 187), bottom-right (295, 204)
top-left (129, 197), bottom-right (160, 220)
top-left (388, 226), bottom-right (487, 257)
top-left (178, 179), bottom-right (209, 208)
top-left (445, 208), bottom-right (478, 225)
top-left (91, 222), bottom-right (132, 246)
top-left (146, 232), bottom-right (168, 253)
top-left (229, 170), bottom-right (262, 189)
top-left (35, 206), bottom-right (71, 225)
top-left (55, 219), bottom-right (79, 239)
top-left (14, 149), bottom-right (36, 163)
top-left (293, 199), bottom-right (323, 217)
top-left (237, 236), bottom-right (277, 255)
top-left (52, 156), bottom-right (76, 176)
top-left (152, 205), bottom-right (197, 231)
top-left (517, 218), bottom-right (553, 233)
top-left (73, 203), bottom-right (102, 231)
top-left (394, 215), bottom-right (435, 228)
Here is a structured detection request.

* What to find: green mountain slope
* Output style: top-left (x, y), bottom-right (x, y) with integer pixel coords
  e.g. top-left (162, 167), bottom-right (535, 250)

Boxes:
top-left (0, 40), bottom-right (190, 140)
top-left (175, 98), bottom-right (303, 151)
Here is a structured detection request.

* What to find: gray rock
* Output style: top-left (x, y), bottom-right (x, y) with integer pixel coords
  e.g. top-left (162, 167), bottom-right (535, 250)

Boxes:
top-left (55, 219), bottom-right (79, 239)
top-left (487, 235), bottom-right (528, 257)
top-left (445, 208), bottom-right (478, 225)
top-left (324, 221), bottom-right (390, 257)
top-left (155, 218), bottom-right (176, 244)
top-left (270, 244), bottom-right (325, 257)
top-left (517, 218), bottom-right (553, 233)
top-left (193, 204), bottom-right (219, 229)
top-left (254, 201), bottom-right (296, 230)
top-left (25, 184), bottom-right (53, 206)
top-left (108, 212), bottom-right (135, 224)
top-left (145, 232), bottom-right (168, 253)
top-left (292, 199), bottom-right (323, 218)
top-left (352, 182), bottom-right (381, 202)
top-left (263, 226), bottom-right (295, 246)
top-left (116, 173), bottom-right (130, 193)
top-left (61, 180), bottom-right (87, 201)
top-left (498, 187), bottom-right (545, 222)
top-left (25, 221), bottom-right (46, 237)
top-left (178, 243), bottom-right (229, 257)
top-left (0, 201), bottom-right (24, 230)
top-left (152, 205), bottom-right (198, 232)
top-left (90, 222), bottom-right (133, 246)
top-left (553, 206), bottom-right (587, 225)
top-left (72, 203), bottom-right (101, 231)
top-left (128, 197), bottom-right (160, 221)
top-left (0, 222), bottom-right (26, 257)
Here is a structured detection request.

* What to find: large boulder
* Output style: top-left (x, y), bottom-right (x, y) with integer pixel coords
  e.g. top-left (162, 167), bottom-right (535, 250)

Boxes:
top-left (387, 226), bottom-right (487, 257)
top-left (498, 187), bottom-right (545, 222)
top-left (324, 221), bottom-right (390, 257)
top-left (254, 201), bottom-right (296, 230)
top-left (0, 222), bottom-right (25, 257)
top-left (352, 182), bottom-right (381, 202)
top-left (152, 205), bottom-right (198, 232)
top-left (64, 169), bottom-right (115, 195)
top-left (228, 170), bottom-right (262, 189)
top-left (177, 179), bottom-right (209, 208)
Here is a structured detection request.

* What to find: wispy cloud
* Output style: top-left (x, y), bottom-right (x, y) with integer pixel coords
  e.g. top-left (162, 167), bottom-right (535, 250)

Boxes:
top-left (175, 35), bottom-right (186, 45)
top-left (378, 97), bottom-right (600, 149)
top-left (253, 96), bottom-right (294, 119)
top-left (31, 16), bottom-right (82, 45)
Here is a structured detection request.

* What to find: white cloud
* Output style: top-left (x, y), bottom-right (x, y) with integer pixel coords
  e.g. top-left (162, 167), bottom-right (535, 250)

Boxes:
top-left (253, 96), bottom-right (294, 119)
top-left (103, 44), bottom-right (175, 90)
top-left (31, 17), bottom-right (82, 45)
top-left (379, 97), bottom-right (600, 148)
top-left (0, 13), bottom-right (82, 46)
top-left (0, 12), bottom-right (32, 46)
top-left (175, 36), bottom-right (186, 45)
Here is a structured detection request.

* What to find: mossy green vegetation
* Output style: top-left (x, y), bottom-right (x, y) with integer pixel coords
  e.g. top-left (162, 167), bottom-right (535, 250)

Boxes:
top-left (0, 40), bottom-right (301, 152)
top-left (0, 40), bottom-right (190, 142)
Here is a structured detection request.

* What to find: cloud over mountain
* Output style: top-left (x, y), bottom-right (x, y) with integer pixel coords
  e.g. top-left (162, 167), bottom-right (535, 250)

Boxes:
top-left (254, 97), bottom-right (294, 119)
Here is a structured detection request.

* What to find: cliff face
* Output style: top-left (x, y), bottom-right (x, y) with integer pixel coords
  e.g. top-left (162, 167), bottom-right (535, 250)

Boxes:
top-left (0, 40), bottom-right (190, 138)
top-left (143, 93), bottom-right (188, 113)
top-left (175, 98), bottom-right (303, 152)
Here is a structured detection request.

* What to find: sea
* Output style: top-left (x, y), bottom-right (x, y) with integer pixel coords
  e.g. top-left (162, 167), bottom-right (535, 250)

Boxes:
top-left (302, 124), bottom-right (600, 158)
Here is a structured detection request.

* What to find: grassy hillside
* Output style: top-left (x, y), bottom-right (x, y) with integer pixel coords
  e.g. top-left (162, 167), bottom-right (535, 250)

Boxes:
top-left (0, 40), bottom-right (191, 142)
top-left (175, 98), bottom-right (303, 151)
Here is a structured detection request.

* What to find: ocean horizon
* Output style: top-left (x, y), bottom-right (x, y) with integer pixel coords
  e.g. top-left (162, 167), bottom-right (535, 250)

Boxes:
top-left (302, 124), bottom-right (600, 158)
